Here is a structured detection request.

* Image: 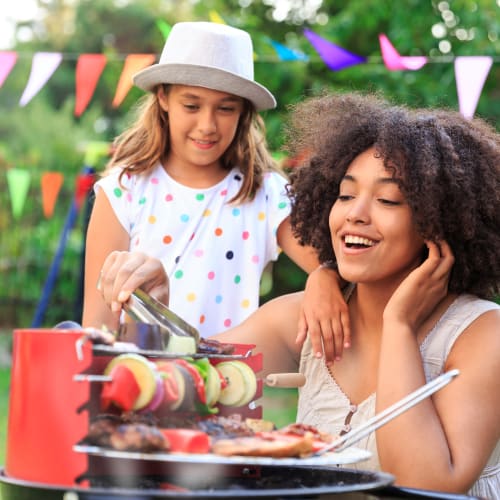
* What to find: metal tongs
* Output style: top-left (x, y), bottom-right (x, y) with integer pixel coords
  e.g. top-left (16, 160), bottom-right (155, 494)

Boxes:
top-left (123, 289), bottom-right (200, 346)
top-left (314, 369), bottom-right (460, 455)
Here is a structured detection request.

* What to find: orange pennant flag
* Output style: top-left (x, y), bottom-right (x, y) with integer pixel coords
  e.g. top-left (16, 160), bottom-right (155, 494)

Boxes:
top-left (41, 171), bottom-right (64, 218)
top-left (112, 54), bottom-right (156, 107)
top-left (75, 54), bottom-right (107, 117)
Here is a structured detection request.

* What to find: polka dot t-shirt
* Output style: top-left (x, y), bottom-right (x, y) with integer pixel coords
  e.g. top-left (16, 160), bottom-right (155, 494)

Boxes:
top-left (95, 164), bottom-right (291, 337)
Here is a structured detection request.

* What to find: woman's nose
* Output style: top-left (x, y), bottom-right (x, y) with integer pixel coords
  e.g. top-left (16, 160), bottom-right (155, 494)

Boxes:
top-left (345, 201), bottom-right (369, 224)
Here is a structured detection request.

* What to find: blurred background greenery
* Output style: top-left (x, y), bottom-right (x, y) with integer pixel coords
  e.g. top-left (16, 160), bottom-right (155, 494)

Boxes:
top-left (0, 0), bottom-right (499, 464)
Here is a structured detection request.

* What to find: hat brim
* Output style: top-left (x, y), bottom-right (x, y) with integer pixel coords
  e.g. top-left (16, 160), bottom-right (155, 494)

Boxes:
top-left (133, 64), bottom-right (276, 111)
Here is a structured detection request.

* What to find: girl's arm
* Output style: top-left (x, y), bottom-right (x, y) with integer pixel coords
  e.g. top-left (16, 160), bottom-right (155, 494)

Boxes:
top-left (276, 217), bottom-right (350, 364)
top-left (82, 189), bottom-right (129, 330)
top-left (376, 241), bottom-right (500, 492)
top-left (82, 190), bottom-right (169, 330)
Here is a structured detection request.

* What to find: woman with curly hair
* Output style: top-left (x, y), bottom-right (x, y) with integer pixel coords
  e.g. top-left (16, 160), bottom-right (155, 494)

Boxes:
top-left (216, 92), bottom-right (500, 497)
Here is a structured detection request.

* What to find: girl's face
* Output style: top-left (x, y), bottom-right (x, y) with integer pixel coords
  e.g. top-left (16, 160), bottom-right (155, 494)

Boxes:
top-left (329, 147), bottom-right (425, 286)
top-left (158, 85), bottom-right (244, 174)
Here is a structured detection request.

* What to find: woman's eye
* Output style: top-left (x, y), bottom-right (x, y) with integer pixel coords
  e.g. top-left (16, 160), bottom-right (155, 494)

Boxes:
top-left (378, 198), bottom-right (401, 206)
top-left (337, 194), bottom-right (353, 201)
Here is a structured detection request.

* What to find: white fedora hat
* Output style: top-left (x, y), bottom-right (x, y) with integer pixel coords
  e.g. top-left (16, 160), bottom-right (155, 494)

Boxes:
top-left (133, 22), bottom-right (276, 111)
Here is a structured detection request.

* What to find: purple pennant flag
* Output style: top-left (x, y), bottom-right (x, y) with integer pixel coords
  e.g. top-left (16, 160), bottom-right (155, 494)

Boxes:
top-left (303, 28), bottom-right (366, 71)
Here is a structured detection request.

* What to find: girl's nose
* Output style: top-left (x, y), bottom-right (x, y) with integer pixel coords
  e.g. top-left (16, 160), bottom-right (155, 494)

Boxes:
top-left (197, 109), bottom-right (217, 134)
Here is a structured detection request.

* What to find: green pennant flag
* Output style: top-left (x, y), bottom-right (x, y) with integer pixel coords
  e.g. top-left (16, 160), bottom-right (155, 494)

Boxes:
top-left (7, 168), bottom-right (31, 219)
top-left (156, 19), bottom-right (172, 40)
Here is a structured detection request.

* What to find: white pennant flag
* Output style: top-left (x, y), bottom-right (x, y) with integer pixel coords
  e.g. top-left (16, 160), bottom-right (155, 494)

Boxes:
top-left (454, 56), bottom-right (493, 119)
top-left (19, 52), bottom-right (63, 106)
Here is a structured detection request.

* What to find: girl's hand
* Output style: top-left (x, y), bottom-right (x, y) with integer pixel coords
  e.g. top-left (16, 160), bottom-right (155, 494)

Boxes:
top-left (97, 251), bottom-right (169, 314)
top-left (298, 265), bottom-right (351, 364)
top-left (383, 241), bottom-right (454, 331)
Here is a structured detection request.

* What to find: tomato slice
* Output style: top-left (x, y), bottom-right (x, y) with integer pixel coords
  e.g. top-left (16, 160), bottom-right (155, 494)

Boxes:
top-left (160, 429), bottom-right (211, 454)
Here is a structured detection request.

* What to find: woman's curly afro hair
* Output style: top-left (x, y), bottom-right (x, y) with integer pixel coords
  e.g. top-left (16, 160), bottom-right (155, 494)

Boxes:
top-left (285, 92), bottom-right (500, 300)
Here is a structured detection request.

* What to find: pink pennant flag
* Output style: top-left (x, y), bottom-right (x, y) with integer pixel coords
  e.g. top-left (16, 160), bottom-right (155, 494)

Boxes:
top-left (112, 54), bottom-right (156, 107)
top-left (303, 28), bottom-right (366, 71)
top-left (75, 54), bottom-right (107, 117)
top-left (379, 34), bottom-right (427, 71)
top-left (454, 56), bottom-right (493, 119)
top-left (7, 168), bottom-right (31, 219)
top-left (19, 52), bottom-right (63, 106)
top-left (41, 171), bottom-right (64, 218)
top-left (0, 51), bottom-right (18, 88)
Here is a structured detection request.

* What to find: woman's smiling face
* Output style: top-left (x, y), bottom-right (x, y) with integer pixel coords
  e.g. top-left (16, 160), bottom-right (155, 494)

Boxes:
top-left (329, 147), bottom-right (425, 285)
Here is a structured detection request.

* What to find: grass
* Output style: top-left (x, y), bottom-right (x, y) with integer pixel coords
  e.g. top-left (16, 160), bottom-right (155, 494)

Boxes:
top-left (0, 332), bottom-right (11, 467)
top-left (0, 367), bottom-right (9, 465)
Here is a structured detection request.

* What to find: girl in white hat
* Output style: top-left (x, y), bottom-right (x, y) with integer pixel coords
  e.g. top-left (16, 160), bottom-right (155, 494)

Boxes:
top-left (83, 22), bottom-right (348, 353)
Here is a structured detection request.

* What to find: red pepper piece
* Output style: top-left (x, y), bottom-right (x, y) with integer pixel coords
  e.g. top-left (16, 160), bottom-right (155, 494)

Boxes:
top-left (100, 364), bottom-right (141, 411)
top-left (160, 429), bottom-right (211, 454)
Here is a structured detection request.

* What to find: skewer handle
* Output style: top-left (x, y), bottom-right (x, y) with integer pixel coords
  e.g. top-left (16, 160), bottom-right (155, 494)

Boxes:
top-left (265, 373), bottom-right (306, 388)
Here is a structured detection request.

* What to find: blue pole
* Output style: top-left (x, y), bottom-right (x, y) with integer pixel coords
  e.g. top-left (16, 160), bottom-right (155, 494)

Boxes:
top-left (31, 166), bottom-right (93, 327)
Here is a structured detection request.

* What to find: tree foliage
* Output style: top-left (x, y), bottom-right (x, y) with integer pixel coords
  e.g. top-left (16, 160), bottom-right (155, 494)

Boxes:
top-left (1, 0), bottom-right (498, 327)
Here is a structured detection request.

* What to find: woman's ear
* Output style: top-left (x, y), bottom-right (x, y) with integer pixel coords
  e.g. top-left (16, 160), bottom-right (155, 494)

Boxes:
top-left (157, 85), bottom-right (169, 112)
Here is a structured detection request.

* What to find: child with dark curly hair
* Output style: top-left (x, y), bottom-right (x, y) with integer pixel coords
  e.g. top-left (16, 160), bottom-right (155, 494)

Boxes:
top-left (216, 92), bottom-right (500, 497)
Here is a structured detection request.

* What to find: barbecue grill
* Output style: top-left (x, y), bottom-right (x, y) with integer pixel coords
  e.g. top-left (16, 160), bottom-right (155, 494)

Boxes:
top-left (1, 328), bottom-right (484, 500)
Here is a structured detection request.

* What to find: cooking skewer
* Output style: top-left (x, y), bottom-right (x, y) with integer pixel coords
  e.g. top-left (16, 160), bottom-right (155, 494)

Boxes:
top-left (314, 369), bottom-right (460, 455)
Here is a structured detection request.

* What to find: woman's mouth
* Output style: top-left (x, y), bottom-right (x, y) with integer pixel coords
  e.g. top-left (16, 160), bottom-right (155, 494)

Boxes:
top-left (343, 234), bottom-right (377, 249)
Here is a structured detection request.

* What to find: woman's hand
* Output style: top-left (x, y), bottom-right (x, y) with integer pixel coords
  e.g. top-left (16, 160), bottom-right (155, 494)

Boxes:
top-left (97, 251), bottom-right (169, 315)
top-left (298, 265), bottom-right (351, 365)
top-left (383, 241), bottom-right (454, 331)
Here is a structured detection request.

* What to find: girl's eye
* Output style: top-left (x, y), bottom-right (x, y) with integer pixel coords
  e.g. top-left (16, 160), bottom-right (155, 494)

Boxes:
top-left (183, 104), bottom-right (199, 111)
top-left (219, 106), bottom-right (237, 113)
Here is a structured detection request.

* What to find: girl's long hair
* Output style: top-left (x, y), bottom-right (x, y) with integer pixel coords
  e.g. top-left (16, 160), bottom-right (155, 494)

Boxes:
top-left (105, 87), bottom-right (279, 203)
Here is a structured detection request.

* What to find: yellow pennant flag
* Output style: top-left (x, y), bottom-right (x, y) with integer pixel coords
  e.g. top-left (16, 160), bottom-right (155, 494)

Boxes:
top-left (209, 11), bottom-right (226, 24)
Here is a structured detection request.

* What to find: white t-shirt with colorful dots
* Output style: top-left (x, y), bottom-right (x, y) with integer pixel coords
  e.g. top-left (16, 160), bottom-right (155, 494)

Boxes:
top-left (95, 164), bottom-right (291, 337)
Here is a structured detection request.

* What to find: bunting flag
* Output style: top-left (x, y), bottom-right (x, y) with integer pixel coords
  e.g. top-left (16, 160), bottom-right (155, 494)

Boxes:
top-left (269, 39), bottom-right (308, 61)
top-left (74, 53), bottom-right (107, 117)
top-left (6, 168), bottom-right (31, 219)
top-left (0, 26), bottom-right (497, 117)
top-left (454, 56), bottom-right (493, 119)
top-left (155, 19), bottom-right (172, 39)
top-left (0, 51), bottom-right (18, 88)
top-left (19, 52), bottom-right (63, 106)
top-left (378, 34), bottom-right (427, 71)
top-left (303, 28), bottom-right (366, 71)
top-left (209, 11), bottom-right (226, 24)
top-left (112, 53), bottom-right (156, 107)
top-left (75, 170), bottom-right (96, 209)
top-left (41, 171), bottom-right (64, 218)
